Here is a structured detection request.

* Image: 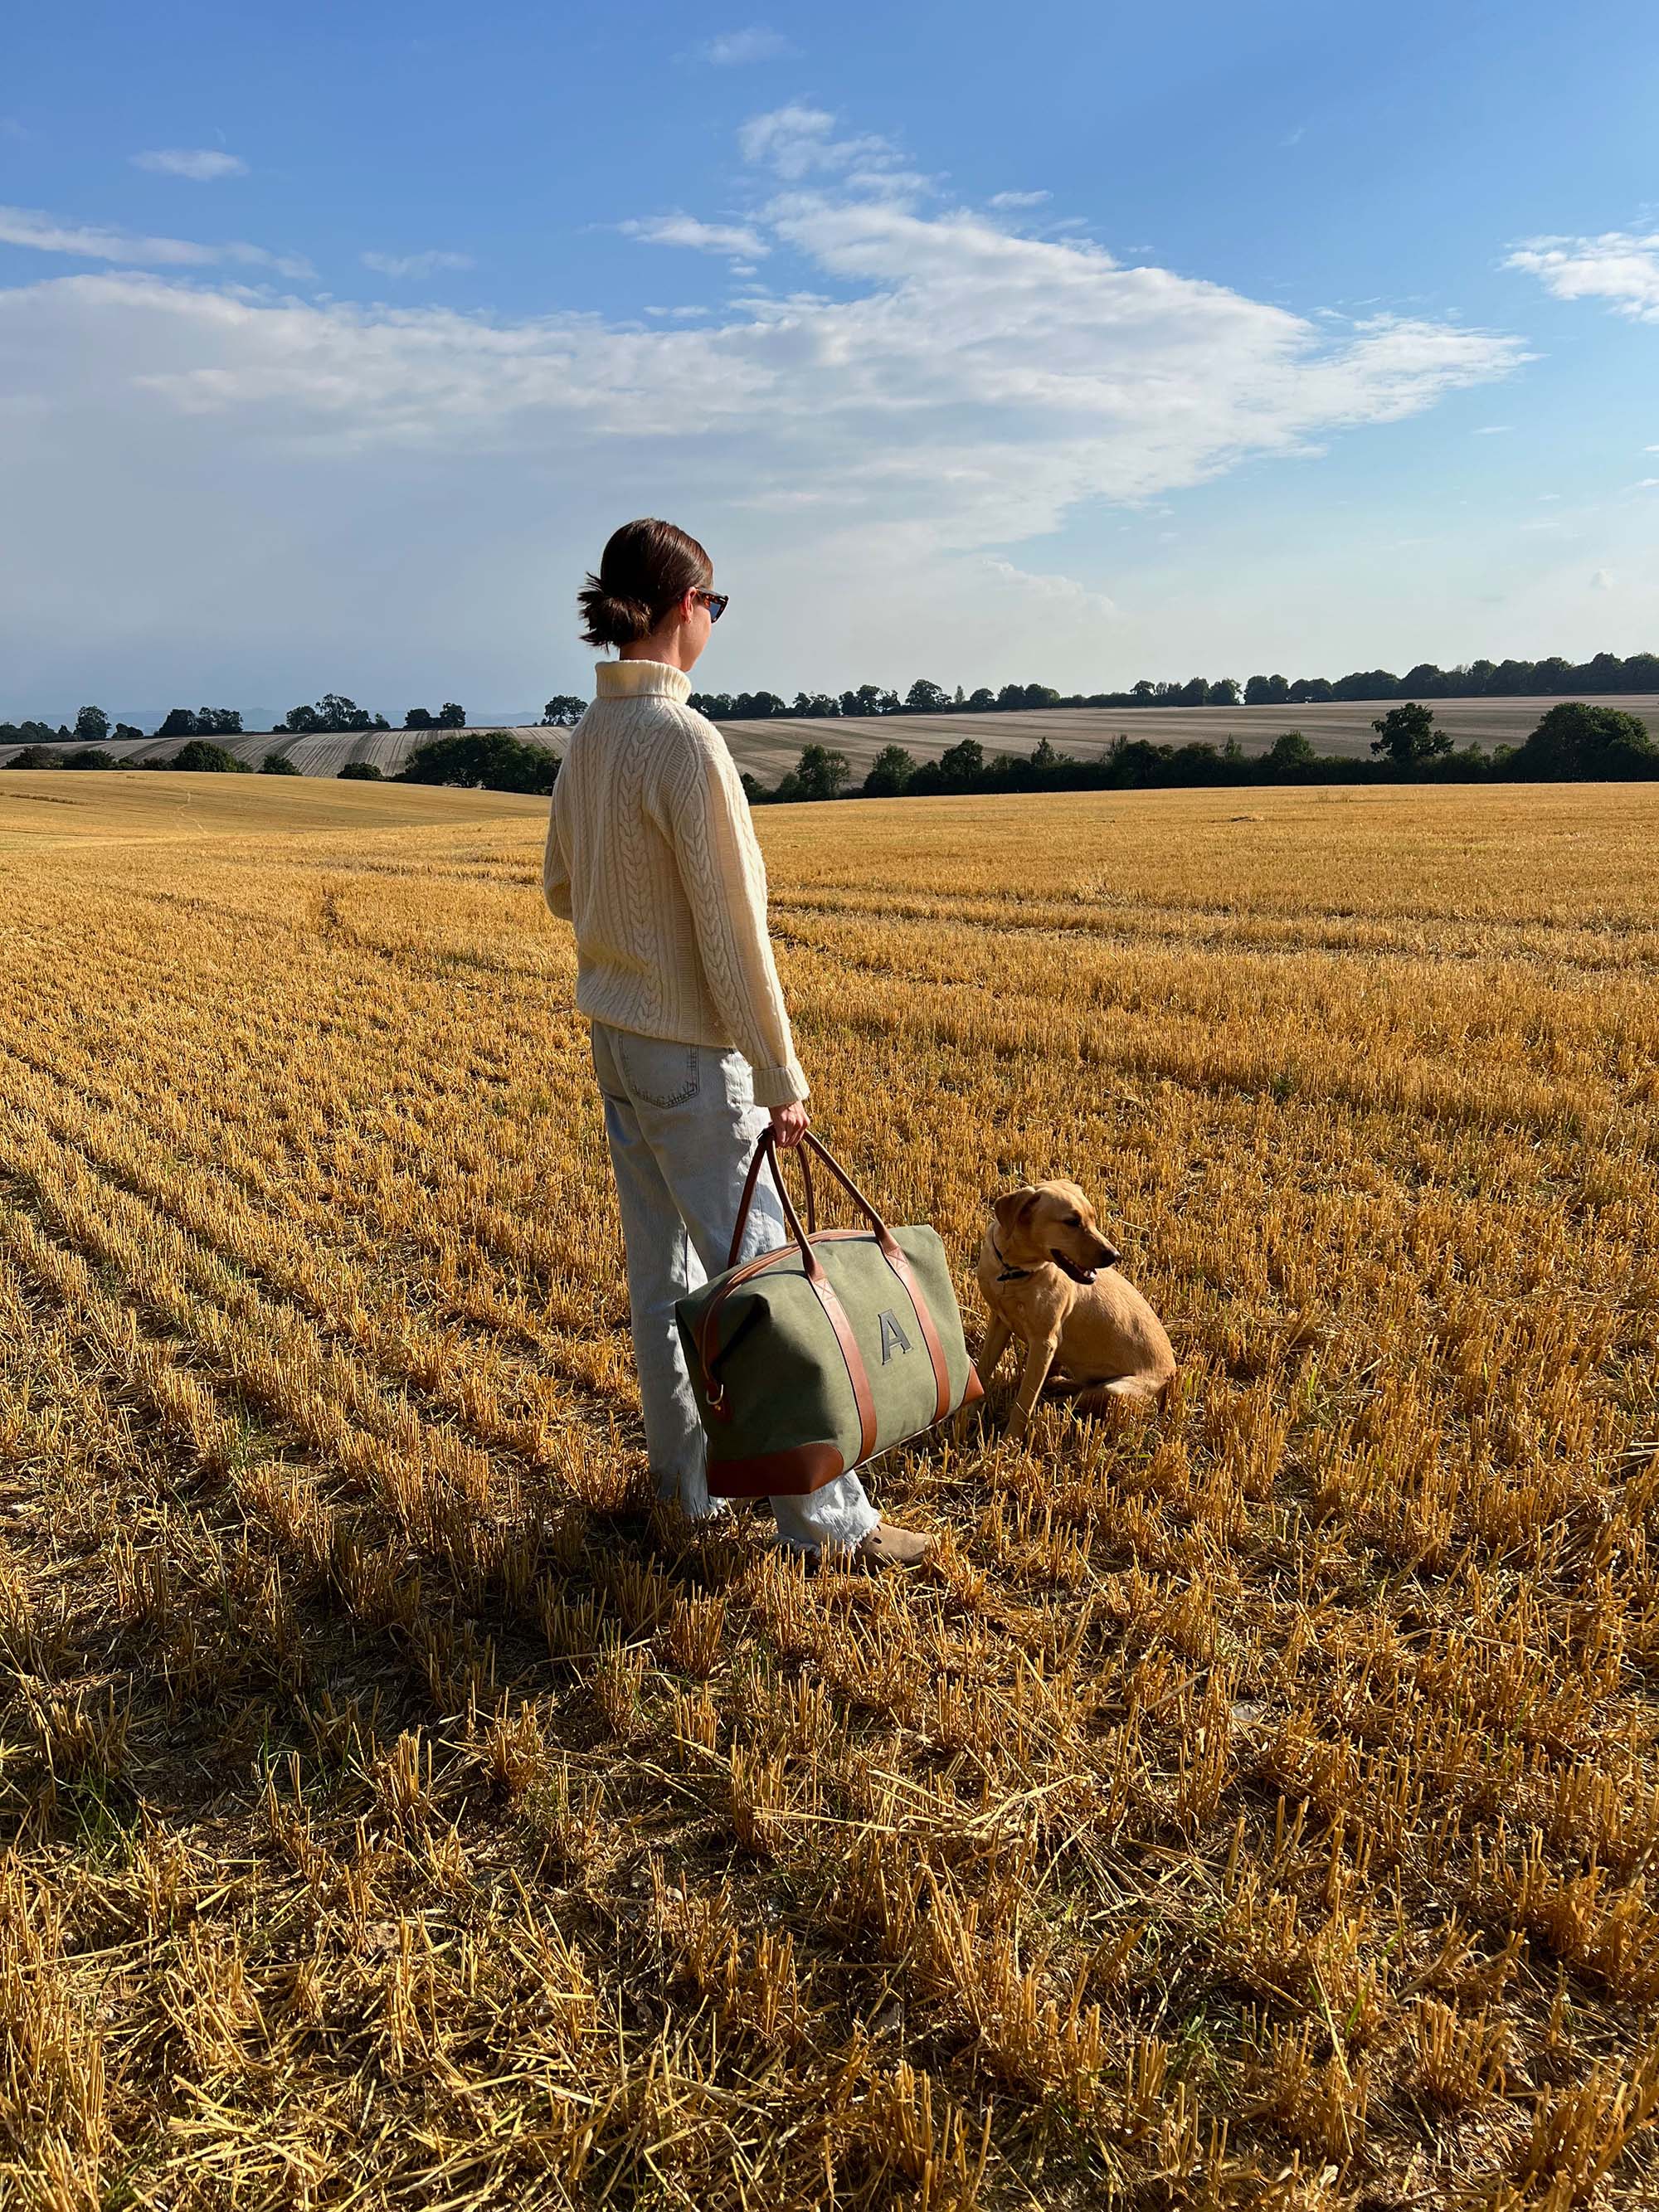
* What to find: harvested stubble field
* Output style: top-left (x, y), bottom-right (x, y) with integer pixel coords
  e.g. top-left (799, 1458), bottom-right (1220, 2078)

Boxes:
top-left (2, 771), bottom-right (1657, 2211)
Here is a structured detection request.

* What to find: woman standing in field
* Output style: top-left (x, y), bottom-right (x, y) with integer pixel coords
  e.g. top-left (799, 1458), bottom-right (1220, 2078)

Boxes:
top-left (542, 518), bottom-right (930, 1566)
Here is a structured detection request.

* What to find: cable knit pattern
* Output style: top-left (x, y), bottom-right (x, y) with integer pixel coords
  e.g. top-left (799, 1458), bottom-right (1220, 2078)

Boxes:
top-left (542, 659), bottom-right (809, 1107)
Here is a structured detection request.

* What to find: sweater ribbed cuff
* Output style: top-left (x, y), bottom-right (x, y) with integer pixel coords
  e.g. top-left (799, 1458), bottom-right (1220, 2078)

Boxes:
top-left (750, 1057), bottom-right (809, 1109)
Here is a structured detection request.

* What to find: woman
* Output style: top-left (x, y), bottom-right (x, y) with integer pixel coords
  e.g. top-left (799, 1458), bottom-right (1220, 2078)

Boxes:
top-left (542, 518), bottom-right (931, 1566)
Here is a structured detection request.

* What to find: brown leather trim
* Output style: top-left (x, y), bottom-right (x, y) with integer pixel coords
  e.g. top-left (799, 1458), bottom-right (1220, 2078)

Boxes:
top-left (962, 1363), bottom-right (985, 1407)
top-left (809, 1267), bottom-right (878, 1461)
top-left (706, 1440), bottom-right (846, 1499)
top-left (878, 1243), bottom-right (952, 1423)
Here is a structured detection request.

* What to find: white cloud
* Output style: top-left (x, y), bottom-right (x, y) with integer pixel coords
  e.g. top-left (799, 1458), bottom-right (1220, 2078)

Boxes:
top-left (620, 214), bottom-right (769, 260)
top-left (1636, 477), bottom-right (1659, 489)
top-left (1505, 230), bottom-right (1659, 323)
top-left (703, 26), bottom-right (792, 64)
top-left (0, 117), bottom-right (1530, 705)
top-left (132, 148), bottom-right (248, 182)
top-left (1591, 569), bottom-right (1614, 589)
top-left (360, 249), bottom-right (474, 278)
top-left (988, 189), bottom-right (1050, 210)
top-left (1472, 423), bottom-right (1509, 434)
top-left (737, 104), bottom-right (902, 183)
top-left (0, 202), bottom-right (310, 278)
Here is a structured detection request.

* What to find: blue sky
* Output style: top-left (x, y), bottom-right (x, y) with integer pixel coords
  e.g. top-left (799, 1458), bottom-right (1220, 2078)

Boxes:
top-left (2, 0), bottom-right (1657, 722)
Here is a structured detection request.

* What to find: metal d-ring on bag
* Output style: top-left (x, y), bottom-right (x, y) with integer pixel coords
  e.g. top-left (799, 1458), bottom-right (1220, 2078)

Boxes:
top-left (674, 1129), bottom-right (984, 1497)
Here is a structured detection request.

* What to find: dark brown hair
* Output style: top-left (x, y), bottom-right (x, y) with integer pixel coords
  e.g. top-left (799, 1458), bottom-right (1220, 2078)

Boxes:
top-left (577, 518), bottom-right (713, 649)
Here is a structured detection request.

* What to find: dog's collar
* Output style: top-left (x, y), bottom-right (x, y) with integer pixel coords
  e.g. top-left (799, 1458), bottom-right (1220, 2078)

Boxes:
top-left (991, 1232), bottom-right (1033, 1282)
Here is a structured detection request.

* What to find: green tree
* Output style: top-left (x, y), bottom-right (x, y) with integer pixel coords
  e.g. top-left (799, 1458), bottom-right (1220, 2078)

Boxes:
top-left (172, 739), bottom-right (249, 772)
top-left (904, 679), bottom-right (949, 713)
top-left (1510, 702), bottom-right (1655, 779)
top-left (63, 747), bottom-right (110, 769)
top-left (792, 743), bottom-right (852, 800)
top-left (338, 761), bottom-right (385, 781)
top-left (541, 696), bottom-right (588, 727)
top-left (399, 731), bottom-right (557, 795)
top-left (839, 685), bottom-right (890, 719)
top-left (288, 695), bottom-right (372, 735)
top-left (861, 744), bottom-right (917, 796)
top-left (406, 707), bottom-right (435, 730)
top-left (1266, 731), bottom-right (1317, 774)
top-left (111, 722), bottom-right (144, 741)
top-left (1370, 702), bottom-right (1452, 767)
top-left (435, 702), bottom-right (466, 729)
top-left (935, 737), bottom-right (987, 791)
top-left (260, 751), bottom-right (302, 775)
top-left (74, 706), bottom-right (109, 743)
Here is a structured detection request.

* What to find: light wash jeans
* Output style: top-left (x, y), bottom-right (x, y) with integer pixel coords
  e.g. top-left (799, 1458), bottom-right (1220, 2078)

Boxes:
top-left (588, 1018), bottom-right (880, 1555)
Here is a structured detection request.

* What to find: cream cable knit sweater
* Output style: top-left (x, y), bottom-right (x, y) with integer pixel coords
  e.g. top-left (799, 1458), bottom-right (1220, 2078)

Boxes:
top-left (542, 659), bottom-right (809, 1108)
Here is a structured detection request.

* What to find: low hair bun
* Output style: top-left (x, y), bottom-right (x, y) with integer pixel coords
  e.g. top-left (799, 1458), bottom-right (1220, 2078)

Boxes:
top-left (577, 579), bottom-right (654, 649)
top-left (577, 518), bottom-right (713, 651)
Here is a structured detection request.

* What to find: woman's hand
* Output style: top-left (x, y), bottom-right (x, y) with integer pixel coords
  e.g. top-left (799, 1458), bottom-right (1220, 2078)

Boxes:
top-left (770, 1101), bottom-right (811, 1151)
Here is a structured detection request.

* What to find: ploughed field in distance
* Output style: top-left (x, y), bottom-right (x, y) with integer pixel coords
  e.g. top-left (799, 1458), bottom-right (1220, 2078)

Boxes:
top-left (7, 691), bottom-right (1657, 780)
top-left (2, 771), bottom-right (1656, 2210)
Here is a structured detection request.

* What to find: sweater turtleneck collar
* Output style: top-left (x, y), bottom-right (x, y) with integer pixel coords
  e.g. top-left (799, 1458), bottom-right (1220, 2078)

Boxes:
top-left (595, 659), bottom-right (693, 704)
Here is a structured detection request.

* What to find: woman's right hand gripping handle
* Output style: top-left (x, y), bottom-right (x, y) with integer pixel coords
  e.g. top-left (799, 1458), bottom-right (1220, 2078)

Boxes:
top-left (769, 1101), bottom-right (810, 1152)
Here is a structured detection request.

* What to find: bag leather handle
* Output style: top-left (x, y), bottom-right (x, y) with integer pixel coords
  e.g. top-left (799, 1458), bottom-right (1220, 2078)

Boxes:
top-left (731, 1126), bottom-right (905, 1273)
top-left (727, 1126), bottom-right (816, 1270)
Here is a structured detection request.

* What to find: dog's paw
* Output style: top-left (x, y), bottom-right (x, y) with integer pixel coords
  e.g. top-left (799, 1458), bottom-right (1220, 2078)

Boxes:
top-left (1004, 1405), bottom-right (1030, 1441)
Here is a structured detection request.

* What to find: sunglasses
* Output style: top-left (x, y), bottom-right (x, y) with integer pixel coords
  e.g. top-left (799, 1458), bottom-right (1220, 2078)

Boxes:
top-left (696, 590), bottom-right (729, 623)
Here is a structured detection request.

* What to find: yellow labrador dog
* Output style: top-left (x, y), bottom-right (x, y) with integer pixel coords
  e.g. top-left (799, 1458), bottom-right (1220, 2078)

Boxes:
top-left (975, 1180), bottom-right (1175, 1437)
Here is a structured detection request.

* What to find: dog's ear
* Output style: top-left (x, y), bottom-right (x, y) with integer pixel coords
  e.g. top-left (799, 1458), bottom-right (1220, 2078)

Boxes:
top-left (994, 1185), bottom-right (1040, 1232)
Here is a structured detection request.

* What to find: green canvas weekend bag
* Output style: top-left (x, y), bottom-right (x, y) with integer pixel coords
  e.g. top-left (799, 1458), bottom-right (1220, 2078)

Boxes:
top-left (675, 1130), bottom-right (984, 1498)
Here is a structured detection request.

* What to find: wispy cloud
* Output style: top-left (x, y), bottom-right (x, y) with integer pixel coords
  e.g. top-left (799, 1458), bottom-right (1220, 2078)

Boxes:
top-left (1473, 423), bottom-right (1510, 433)
top-left (620, 213), bottom-right (769, 260)
top-left (0, 202), bottom-right (309, 277)
top-left (737, 103), bottom-right (904, 183)
top-left (1279, 124), bottom-right (1306, 148)
top-left (988, 189), bottom-right (1050, 211)
top-left (1505, 229), bottom-right (1659, 323)
top-left (132, 148), bottom-right (248, 182)
top-left (360, 249), bottom-right (474, 278)
top-left (703, 25), bottom-right (793, 64)
top-left (0, 109), bottom-right (1532, 702)
top-left (1591, 569), bottom-right (1615, 589)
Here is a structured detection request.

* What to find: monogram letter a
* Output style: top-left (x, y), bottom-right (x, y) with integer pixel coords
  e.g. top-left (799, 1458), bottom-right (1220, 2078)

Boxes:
top-left (878, 1309), bottom-right (912, 1364)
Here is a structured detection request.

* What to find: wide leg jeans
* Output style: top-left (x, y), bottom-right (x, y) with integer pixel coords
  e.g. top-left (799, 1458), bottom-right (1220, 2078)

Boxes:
top-left (587, 1018), bottom-right (880, 1554)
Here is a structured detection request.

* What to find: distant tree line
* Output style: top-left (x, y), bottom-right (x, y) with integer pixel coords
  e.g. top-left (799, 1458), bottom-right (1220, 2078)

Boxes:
top-left (8, 699), bottom-right (1650, 798)
top-left (7, 645), bottom-right (1657, 752)
top-left (690, 649), bottom-right (1659, 720)
top-left (741, 702), bottom-right (1658, 804)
